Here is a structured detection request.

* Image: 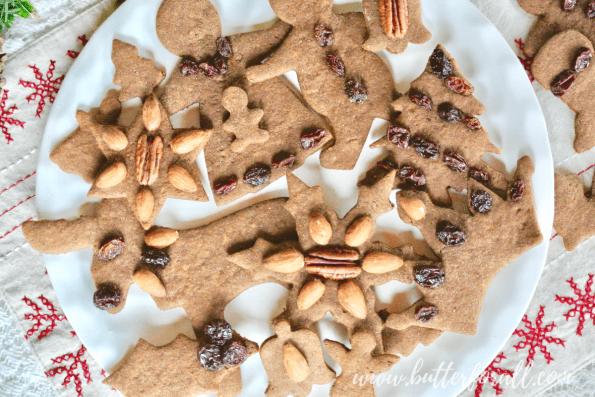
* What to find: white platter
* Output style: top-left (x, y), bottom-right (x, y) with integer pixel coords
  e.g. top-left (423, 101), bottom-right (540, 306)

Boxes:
top-left (35, 0), bottom-right (554, 395)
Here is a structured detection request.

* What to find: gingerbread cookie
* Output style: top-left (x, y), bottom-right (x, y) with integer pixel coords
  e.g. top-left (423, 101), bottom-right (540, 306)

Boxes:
top-left (245, 0), bottom-right (396, 170)
top-left (370, 45), bottom-right (500, 206)
top-left (532, 29), bottom-right (595, 152)
top-left (362, 0), bottom-right (431, 54)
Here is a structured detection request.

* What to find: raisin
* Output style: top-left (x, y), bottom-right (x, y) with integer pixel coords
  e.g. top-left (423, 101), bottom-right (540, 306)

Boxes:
top-left (377, 157), bottom-right (398, 170)
top-left (399, 166), bottom-right (426, 188)
top-left (436, 220), bottom-right (466, 246)
top-left (313, 25), bottom-right (334, 47)
top-left (510, 179), bottom-right (525, 202)
top-left (438, 103), bottom-right (464, 123)
top-left (387, 124), bottom-right (410, 148)
top-left (179, 57), bottom-right (199, 76)
top-left (551, 70), bottom-right (575, 97)
top-left (464, 116), bottom-right (482, 130)
top-left (272, 152), bottom-right (296, 169)
top-left (469, 167), bottom-right (489, 183)
top-left (446, 76), bottom-right (474, 95)
top-left (244, 166), bottom-right (270, 187)
top-left (301, 128), bottom-right (326, 149)
top-left (409, 89), bottom-right (432, 110)
top-left (98, 237), bottom-right (124, 261)
top-left (93, 283), bottom-right (122, 310)
top-left (216, 37), bottom-right (233, 58)
top-left (589, 1), bottom-right (595, 18)
top-left (204, 319), bottom-right (233, 346)
top-left (443, 151), bottom-right (468, 173)
top-left (470, 189), bottom-right (493, 213)
top-left (415, 305), bottom-right (438, 323)
top-left (141, 247), bottom-right (170, 268)
top-left (325, 54), bottom-right (345, 76)
top-left (214, 56), bottom-right (228, 75)
top-left (198, 344), bottom-right (224, 371)
top-left (199, 62), bottom-right (220, 78)
top-left (414, 265), bottom-right (445, 288)
top-left (345, 79), bottom-right (367, 103)
top-left (411, 136), bottom-right (440, 159)
top-left (223, 341), bottom-right (247, 366)
top-left (214, 177), bottom-right (237, 195)
top-left (563, 0), bottom-right (577, 11)
top-left (574, 47), bottom-right (592, 73)
top-left (429, 48), bottom-right (453, 79)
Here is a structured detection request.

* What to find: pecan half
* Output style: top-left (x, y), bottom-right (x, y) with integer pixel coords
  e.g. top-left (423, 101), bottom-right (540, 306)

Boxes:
top-left (135, 135), bottom-right (163, 185)
top-left (379, 0), bottom-right (409, 39)
top-left (305, 265), bottom-right (362, 280)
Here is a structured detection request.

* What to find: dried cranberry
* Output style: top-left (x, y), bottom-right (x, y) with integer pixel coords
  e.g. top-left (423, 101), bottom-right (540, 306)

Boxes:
top-left (443, 151), bottom-right (467, 173)
top-left (199, 62), bottom-right (220, 78)
top-left (415, 305), bottom-right (438, 322)
top-left (446, 76), bottom-right (474, 95)
top-left (464, 116), bottom-right (482, 130)
top-left (217, 37), bottom-right (233, 58)
top-left (272, 152), bottom-right (296, 169)
top-left (198, 344), bottom-right (224, 371)
top-left (205, 319), bottom-right (233, 346)
top-left (436, 220), bottom-right (466, 246)
top-left (429, 48), bottom-right (453, 79)
top-left (563, 0), bottom-right (577, 11)
top-left (214, 56), bottom-right (228, 75)
top-left (409, 89), bottom-right (432, 110)
top-left (313, 25), bottom-right (334, 47)
top-left (325, 54), bottom-right (345, 76)
top-left (574, 47), bottom-right (592, 73)
top-left (387, 124), bottom-right (410, 148)
top-left (413, 265), bottom-right (445, 288)
top-left (469, 167), bottom-right (489, 183)
top-left (93, 283), bottom-right (122, 310)
top-left (345, 79), bottom-right (367, 103)
top-left (411, 136), bottom-right (440, 159)
top-left (588, 1), bottom-right (595, 18)
top-left (377, 157), bottom-right (398, 170)
top-left (244, 166), bottom-right (270, 187)
top-left (551, 70), bottom-right (575, 97)
top-left (438, 103), bottom-right (464, 123)
top-left (223, 341), bottom-right (247, 366)
top-left (180, 57), bottom-right (199, 76)
top-left (141, 247), bottom-right (170, 268)
top-left (214, 177), bottom-right (237, 195)
top-left (301, 128), bottom-right (326, 149)
top-left (399, 166), bottom-right (426, 188)
top-left (470, 189), bottom-right (493, 213)
top-left (510, 179), bottom-right (525, 202)
top-left (98, 237), bottom-right (124, 261)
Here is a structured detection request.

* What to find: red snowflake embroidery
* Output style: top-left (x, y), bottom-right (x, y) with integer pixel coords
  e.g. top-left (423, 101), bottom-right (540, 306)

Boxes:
top-left (22, 295), bottom-right (67, 340)
top-left (0, 90), bottom-right (25, 144)
top-left (515, 38), bottom-right (534, 83)
top-left (67, 35), bottom-right (89, 59)
top-left (45, 345), bottom-right (92, 397)
top-left (474, 352), bottom-right (514, 396)
top-left (19, 60), bottom-right (64, 118)
top-left (513, 306), bottom-right (565, 366)
top-left (555, 274), bottom-right (595, 336)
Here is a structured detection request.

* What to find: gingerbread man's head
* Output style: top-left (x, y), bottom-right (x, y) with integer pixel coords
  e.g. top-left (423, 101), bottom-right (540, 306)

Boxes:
top-left (268, 0), bottom-right (333, 25)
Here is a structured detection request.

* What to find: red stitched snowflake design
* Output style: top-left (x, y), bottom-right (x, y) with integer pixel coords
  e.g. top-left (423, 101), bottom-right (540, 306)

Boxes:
top-left (67, 35), bottom-right (89, 59)
top-left (19, 60), bottom-right (64, 117)
top-left (556, 274), bottom-right (595, 336)
top-left (474, 352), bottom-right (514, 396)
top-left (513, 306), bottom-right (565, 366)
top-left (22, 295), bottom-right (66, 340)
top-left (515, 38), bottom-right (534, 83)
top-left (0, 89), bottom-right (25, 144)
top-left (45, 345), bottom-right (92, 397)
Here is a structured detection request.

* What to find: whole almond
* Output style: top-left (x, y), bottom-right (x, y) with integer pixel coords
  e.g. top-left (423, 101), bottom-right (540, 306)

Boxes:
top-left (337, 280), bottom-right (367, 319)
top-left (362, 251), bottom-right (404, 274)
top-left (102, 126), bottom-right (128, 151)
top-left (263, 249), bottom-right (304, 273)
top-left (297, 280), bottom-right (326, 310)
top-left (308, 212), bottom-right (332, 245)
top-left (136, 188), bottom-right (155, 223)
top-left (145, 228), bottom-right (179, 249)
top-left (283, 343), bottom-right (309, 383)
top-left (167, 165), bottom-right (198, 192)
top-left (344, 215), bottom-right (373, 247)
top-left (399, 196), bottom-right (426, 221)
top-left (170, 129), bottom-right (211, 154)
top-left (143, 94), bottom-right (162, 132)
top-left (96, 162), bottom-right (127, 189)
top-left (133, 269), bottom-right (166, 297)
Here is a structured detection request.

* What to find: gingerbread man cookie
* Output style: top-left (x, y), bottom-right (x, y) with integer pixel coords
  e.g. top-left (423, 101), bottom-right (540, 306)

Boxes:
top-left (221, 86), bottom-right (269, 153)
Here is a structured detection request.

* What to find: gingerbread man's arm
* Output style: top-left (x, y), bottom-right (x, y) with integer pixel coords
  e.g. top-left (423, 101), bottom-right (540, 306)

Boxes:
top-left (245, 32), bottom-right (299, 84)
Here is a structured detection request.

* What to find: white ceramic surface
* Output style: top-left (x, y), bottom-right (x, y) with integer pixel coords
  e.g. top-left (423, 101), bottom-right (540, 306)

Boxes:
top-left (35, 0), bottom-right (554, 395)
